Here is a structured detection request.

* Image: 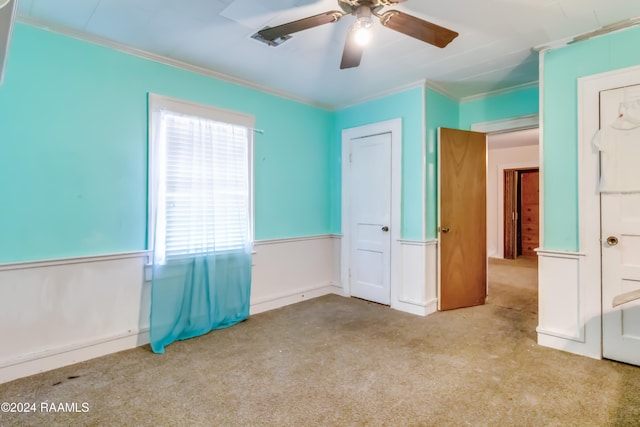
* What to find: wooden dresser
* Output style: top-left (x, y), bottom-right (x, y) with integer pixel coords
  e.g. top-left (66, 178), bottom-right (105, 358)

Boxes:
top-left (520, 170), bottom-right (539, 257)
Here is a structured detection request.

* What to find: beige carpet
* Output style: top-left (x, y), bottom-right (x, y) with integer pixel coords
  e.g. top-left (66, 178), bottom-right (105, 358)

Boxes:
top-left (1, 258), bottom-right (639, 426)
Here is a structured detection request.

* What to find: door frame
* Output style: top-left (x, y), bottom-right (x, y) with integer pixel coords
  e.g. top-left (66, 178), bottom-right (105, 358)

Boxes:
top-left (472, 116), bottom-right (540, 259)
top-left (341, 119), bottom-right (402, 302)
top-left (578, 63), bottom-right (640, 358)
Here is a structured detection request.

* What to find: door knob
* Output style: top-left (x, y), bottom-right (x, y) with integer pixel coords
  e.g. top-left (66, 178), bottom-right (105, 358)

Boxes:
top-left (381, 226), bottom-right (389, 232)
top-left (441, 227), bottom-right (450, 233)
top-left (606, 236), bottom-right (619, 246)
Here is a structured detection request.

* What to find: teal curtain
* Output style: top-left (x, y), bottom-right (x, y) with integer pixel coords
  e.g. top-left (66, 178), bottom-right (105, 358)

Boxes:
top-left (150, 247), bottom-right (251, 354)
top-left (148, 106), bottom-right (252, 354)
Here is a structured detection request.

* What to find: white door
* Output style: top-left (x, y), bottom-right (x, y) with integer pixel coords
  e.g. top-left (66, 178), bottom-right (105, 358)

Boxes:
top-left (601, 86), bottom-right (640, 366)
top-left (349, 132), bottom-right (391, 305)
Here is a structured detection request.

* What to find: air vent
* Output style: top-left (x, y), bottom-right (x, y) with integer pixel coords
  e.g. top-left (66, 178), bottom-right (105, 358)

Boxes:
top-left (251, 28), bottom-right (292, 47)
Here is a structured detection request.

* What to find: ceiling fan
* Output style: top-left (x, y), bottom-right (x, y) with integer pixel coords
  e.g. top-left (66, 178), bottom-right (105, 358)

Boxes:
top-left (257, 0), bottom-right (458, 69)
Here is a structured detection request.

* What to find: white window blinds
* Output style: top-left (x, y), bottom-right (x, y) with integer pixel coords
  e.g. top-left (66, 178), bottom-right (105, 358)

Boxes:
top-left (149, 95), bottom-right (253, 264)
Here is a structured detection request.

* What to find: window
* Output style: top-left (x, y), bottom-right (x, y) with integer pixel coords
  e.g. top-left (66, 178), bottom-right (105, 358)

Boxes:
top-left (148, 94), bottom-right (253, 264)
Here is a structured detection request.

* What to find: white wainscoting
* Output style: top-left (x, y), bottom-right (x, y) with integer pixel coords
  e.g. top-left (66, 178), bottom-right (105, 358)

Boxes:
top-left (536, 249), bottom-right (600, 359)
top-left (0, 252), bottom-right (151, 384)
top-left (392, 240), bottom-right (438, 316)
top-left (250, 235), bottom-right (341, 314)
top-left (0, 235), bottom-right (342, 384)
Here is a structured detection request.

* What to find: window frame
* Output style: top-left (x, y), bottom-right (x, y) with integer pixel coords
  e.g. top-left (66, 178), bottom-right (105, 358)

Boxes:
top-left (147, 93), bottom-right (255, 258)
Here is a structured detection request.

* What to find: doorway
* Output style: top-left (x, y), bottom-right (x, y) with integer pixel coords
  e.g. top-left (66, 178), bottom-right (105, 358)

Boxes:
top-left (503, 168), bottom-right (540, 259)
top-left (485, 128), bottom-right (539, 260)
top-left (482, 126), bottom-right (540, 328)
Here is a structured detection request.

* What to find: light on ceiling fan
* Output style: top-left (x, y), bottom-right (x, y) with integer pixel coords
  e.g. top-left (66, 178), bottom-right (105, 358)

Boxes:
top-left (351, 6), bottom-right (373, 47)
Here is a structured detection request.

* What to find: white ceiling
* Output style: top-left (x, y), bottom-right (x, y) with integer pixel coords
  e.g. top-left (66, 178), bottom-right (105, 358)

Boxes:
top-left (15, 0), bottom-right (640, 108)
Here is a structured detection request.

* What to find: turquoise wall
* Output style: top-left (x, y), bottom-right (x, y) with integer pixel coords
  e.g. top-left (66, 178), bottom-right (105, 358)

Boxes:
top-left (543, 25), bottom-right (640, 251)
top-left (425, 88), bottom-right (459, 239)
top-left (459, 85), bottom-right (539, 130)
top-left (332, 87), bottom-right (425, 240)
top-left (0, 24), bottom-right (547, 263)
top-left (0, 24), bottom-right (332, 263)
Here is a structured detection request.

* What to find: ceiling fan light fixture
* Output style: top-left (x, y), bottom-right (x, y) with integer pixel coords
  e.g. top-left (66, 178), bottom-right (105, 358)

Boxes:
top-left (353, 26), bottom-right (372, 46)
top-left (351, 6), bottom-right (373, 46)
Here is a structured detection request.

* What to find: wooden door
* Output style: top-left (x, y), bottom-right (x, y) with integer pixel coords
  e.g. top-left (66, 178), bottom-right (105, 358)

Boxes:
top-left (503, 170), bottom-right (518, 259)
top-left (600, 86), bottom-right (640, 366)
top-left (349, 132), bottom-right (392, 305)
top-left (438, 128), bottom-right (487, 311)
top-left (520, 170), bottom-right (539, 257)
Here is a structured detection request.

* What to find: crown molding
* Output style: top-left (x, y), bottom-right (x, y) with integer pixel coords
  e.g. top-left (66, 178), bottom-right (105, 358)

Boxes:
top-left (423, 79), bottom-right (459, 101)
top-left (334, 79), bottom-right (428, 110)
top-left (534, 16), bottom-right (640, 53)
top-left (459, 81), bottom-right (539, 103)
top-left (16, 15), bottom-right (334, 111)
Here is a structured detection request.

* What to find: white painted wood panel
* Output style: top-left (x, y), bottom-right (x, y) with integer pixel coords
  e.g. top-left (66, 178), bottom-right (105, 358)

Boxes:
top-left (251, 235), bottom-right (340, 314)
top-left (536, 250), bottom-right (601, 359)
top-left (0, 254), bottom-right (150, 384)
top-left (394, 240), bottom-right (438, 316)
top-left (0, 235), bottom-right (342, 383)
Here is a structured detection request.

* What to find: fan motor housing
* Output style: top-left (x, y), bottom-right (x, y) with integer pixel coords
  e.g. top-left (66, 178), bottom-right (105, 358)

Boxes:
top-left (338, 0), bottom-right (393, 14)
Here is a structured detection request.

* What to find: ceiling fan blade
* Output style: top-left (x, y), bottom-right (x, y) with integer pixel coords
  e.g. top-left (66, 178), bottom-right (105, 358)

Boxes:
top-left (340, 29), bottom-right (365, 69)
top-left (258, 11), bottom-right (344, 41)
top-left (379, 10), bottom-right (458, 48)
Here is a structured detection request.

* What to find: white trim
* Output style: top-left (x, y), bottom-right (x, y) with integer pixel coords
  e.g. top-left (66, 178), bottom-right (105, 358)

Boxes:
top-left (0, 250), bottom-right (150, 272)
top-left (538, 50), bottom-right (546, 249)
top-left (395, 298), bottom-right (438, 316)
top-left (397, 239), bottom-right (438, 247)
top-left (148, 93), bottom-right (255, 128)
top-left (341, 118), bottom-right (402, 304)
top-left (253, 234), bottom-right (340, 247)
top-left (0, 328), bottom-right (150, 384)
top-left (249, 283), bottom-right (337, 315)
top-left (0, 328), bottom-right (149, 369)
top-left (534, 17), bottom-right (640, 53)
top-left (460, 82), bottom-right (539, 103)
top-left (147, 93), bottom-right (255, 258)
top-left (424, 79), bottom-right (459, 101)
top-left (536, 327), bottom-right (585, 343)
top-left (421, 83), bottom-right (428, 241)
top-left (471, 114), bottom-right (539, 134)
top-left (16, 16), bottom-right (333, 111)
top-left (535, 249), bottom-right (585, 258)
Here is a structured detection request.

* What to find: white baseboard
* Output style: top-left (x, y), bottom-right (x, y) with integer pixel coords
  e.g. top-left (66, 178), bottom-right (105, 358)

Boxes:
top-left (0, 329), bottom-right (149, 384)
top-left (393, 298), bottom-right (438, 317)
top-left (250, 283), bottom-right (337, 315)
